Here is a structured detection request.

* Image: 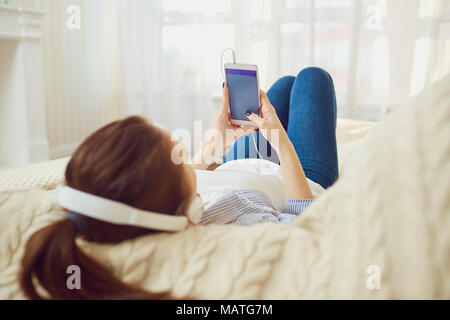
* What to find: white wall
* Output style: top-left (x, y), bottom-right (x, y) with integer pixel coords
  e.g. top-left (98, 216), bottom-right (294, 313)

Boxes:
top-left (24, 0), bottom-right (125, 159)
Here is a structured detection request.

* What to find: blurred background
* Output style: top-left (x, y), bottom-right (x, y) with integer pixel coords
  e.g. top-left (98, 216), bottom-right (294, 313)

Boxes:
top-left (0, 0), bottom-right (449, 168)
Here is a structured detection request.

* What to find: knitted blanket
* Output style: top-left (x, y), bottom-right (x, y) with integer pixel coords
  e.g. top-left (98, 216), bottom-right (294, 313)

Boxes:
top-left (0, 75), bottom-right (448, 299)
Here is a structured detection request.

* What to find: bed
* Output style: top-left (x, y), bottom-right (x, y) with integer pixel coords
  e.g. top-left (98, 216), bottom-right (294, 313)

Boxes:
top-left (0, 74), bottom-right (448, 299)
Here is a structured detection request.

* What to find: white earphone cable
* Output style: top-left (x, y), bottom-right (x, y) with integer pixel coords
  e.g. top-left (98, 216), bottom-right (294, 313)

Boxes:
top-left (251, 130), bottom-right (266, 161)
top-left (220, 48), bottom-right (236, 82)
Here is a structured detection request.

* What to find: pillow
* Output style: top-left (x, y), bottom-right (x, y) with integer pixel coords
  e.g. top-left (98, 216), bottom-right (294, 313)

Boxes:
top-left (292, 73), bottom-right (450, 298)
top-left (335, 118), bottom-right (377, 174)
top-left (0, 157), bottom-right (69, 192)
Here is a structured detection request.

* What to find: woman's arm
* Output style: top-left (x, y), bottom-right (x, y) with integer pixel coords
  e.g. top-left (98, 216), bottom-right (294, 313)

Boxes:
top-left (192, 84), bottom-right (255, 170)
top-left (192, 140), bottom-right (220, 171)
top-left (277, 132), bottom-right (313, 199)
top-left (246, 91), bottom-right (313, 199)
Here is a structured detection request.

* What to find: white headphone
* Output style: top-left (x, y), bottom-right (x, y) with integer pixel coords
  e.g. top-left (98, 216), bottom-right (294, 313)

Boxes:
top-left (56, 186), bottom-right (204, 232)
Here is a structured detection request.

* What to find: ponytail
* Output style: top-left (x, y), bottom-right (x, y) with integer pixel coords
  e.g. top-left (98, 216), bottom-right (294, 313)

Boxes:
top-left (19, 116), bottom-right (195, 299)
top-left (20, 219), bottom-right (172, 300)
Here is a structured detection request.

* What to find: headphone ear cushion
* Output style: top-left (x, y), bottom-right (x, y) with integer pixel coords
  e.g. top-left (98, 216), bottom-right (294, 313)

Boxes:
top-left (186, 196), bottom-right (204, 225)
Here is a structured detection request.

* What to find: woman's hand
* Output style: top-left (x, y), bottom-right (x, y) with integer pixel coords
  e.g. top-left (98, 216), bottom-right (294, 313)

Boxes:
top-left (248, 90), bottom-right (313, 199)
top-left (210, 83), bottom-right (256, 148)
top-left (192, 83), bottom-right (255, 169)
top-left (246, 90), bottom-right (288, 153)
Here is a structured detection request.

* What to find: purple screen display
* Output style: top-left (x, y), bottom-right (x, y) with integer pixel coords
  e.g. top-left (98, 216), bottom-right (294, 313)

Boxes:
top-left (225, 68), bottom-right (259, 121)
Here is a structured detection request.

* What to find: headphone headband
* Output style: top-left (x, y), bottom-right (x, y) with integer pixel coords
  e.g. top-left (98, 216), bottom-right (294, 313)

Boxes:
top-left (57, 186), bottom-right (191, 232)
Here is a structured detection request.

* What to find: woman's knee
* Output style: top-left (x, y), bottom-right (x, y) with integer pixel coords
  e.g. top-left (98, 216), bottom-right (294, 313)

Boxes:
top-left (296, 67), bottom-right (333, 85)
top-left (271, 75), bottom-right (296, 90)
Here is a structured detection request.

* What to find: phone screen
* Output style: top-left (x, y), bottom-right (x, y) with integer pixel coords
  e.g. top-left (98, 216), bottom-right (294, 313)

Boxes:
top-left (225, 69), bottom-right (260, 121)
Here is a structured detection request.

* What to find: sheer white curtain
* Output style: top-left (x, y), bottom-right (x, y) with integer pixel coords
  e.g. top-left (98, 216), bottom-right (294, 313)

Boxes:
top-left (25, 0), bottom-right (449, 157)
top-left (119, 0), bottom-right (450, 129)
top-left (118, 0), bottom-right (228, 135)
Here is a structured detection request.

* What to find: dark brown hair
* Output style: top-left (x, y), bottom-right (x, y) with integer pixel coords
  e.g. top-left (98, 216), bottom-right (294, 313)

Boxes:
top-left (20, 116), bottom-right (193, 299)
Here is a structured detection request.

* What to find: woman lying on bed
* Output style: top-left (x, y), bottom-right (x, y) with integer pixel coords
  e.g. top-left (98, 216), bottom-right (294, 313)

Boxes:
top-left (20, 67), bottom-right (338, 299)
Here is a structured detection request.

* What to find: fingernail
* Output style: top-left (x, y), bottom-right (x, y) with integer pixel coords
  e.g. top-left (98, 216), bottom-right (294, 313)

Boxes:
top-left (222, 82), bottom-right (225, 88)
top-left (246, 111), bottom-right (251, 116)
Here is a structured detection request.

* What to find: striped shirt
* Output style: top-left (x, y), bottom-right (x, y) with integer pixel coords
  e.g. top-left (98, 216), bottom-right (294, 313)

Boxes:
top-left (199, 188), bottom-right (314, 225)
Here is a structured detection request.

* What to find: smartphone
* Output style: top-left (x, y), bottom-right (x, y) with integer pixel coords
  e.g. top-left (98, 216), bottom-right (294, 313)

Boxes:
top-left (224, 63), bottom-right (261, 126)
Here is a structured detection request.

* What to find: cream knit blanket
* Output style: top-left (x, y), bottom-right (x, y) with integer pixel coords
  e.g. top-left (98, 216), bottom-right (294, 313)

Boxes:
top-left (0, 75), bottom-right (449, 299)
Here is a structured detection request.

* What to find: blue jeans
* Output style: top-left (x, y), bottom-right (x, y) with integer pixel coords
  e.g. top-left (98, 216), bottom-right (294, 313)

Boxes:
top-left (224, 67), bottom-right (339, 189)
